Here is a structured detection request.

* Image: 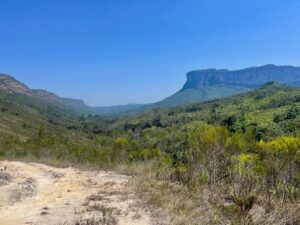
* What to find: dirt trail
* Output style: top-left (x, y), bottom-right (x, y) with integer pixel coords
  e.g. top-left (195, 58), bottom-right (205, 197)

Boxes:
top-left (0, 161), bottom-right (155, 225)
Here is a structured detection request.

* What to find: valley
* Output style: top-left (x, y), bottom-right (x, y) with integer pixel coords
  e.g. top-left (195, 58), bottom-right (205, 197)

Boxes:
top-left (1, 1), bottom-right (300, 224)
top-left (0, 68), bottom-right (300, 225)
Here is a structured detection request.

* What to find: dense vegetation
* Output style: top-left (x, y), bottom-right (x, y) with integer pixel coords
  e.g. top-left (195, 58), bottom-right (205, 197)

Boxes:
top-left (0, 82), bottom-right (299, 224)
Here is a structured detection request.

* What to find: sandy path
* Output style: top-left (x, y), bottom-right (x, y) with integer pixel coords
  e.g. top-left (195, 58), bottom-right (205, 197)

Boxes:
top-left (0, 161), bottom-right (154, 225)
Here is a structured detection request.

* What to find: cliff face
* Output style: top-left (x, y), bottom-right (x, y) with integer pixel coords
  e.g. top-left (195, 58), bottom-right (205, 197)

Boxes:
top-left (155, 65), bottom-right (300, 108)
top-left (182, 65), bottom-right (300, 91)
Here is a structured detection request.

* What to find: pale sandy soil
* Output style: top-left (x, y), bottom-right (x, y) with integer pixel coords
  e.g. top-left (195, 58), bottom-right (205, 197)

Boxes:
top-left (0, 161), bottom-right (159, 225)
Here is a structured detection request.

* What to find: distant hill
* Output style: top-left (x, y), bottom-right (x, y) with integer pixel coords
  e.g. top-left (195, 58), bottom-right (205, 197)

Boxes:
top-left (0, 74), bottom-right (90, 113)
top-left (32, 89), bottom-right (90, 113)
top-left (155, 64), bottom-right (300, 107)
top-left (0, 74), bottom-right (90, 136)
top-left (0, 74), bottom-right (145, 116)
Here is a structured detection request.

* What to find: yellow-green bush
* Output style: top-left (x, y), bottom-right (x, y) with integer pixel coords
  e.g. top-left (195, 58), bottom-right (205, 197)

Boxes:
top-left (258, 136), bottom-right (300, 200)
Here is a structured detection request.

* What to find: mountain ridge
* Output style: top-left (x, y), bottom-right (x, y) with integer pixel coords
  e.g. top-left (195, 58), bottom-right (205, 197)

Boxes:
top-left (0, 73), bottom-right (32, 95)
top-left (0, 74), bottom-right (90, 113)
top-left (182, 64), bottom-right (300, 90)
top-left (155, 64), bottom-right (300, 108)
top-left (2, 64), bottom-right (300, 116)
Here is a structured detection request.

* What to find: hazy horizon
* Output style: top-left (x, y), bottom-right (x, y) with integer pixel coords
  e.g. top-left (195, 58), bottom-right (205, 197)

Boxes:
top-left (1, 0), bottom-right (300, 106)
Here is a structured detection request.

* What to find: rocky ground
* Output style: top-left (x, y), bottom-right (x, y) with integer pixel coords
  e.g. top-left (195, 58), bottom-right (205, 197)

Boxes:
top-left (0, 161), bottom-right (161, 225)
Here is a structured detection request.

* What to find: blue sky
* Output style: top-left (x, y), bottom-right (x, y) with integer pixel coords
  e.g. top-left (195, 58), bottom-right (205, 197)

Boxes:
top-left (1, 0), bottom-right (300, 106)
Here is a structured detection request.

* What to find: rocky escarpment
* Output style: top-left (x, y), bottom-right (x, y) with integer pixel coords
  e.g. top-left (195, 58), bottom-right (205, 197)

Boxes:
top-left (155, 64), bottom-right (300, 108)
top-left (182, 64), bottom-right (300, 91)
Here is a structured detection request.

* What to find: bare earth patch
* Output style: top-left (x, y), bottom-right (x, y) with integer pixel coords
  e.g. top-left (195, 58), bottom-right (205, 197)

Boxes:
top-left (0, 161), bottom-right (156, 225)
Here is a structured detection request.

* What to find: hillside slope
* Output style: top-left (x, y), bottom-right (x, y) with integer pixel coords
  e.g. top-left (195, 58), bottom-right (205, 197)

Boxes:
top-left (156, 64), bottom-right (300, 107)
top-left (0, 74), bottom-right (90, 114)
top-left (111, 82), bottom-right (300, 137)
top-left (0, 89), bottom-right (81, 137)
